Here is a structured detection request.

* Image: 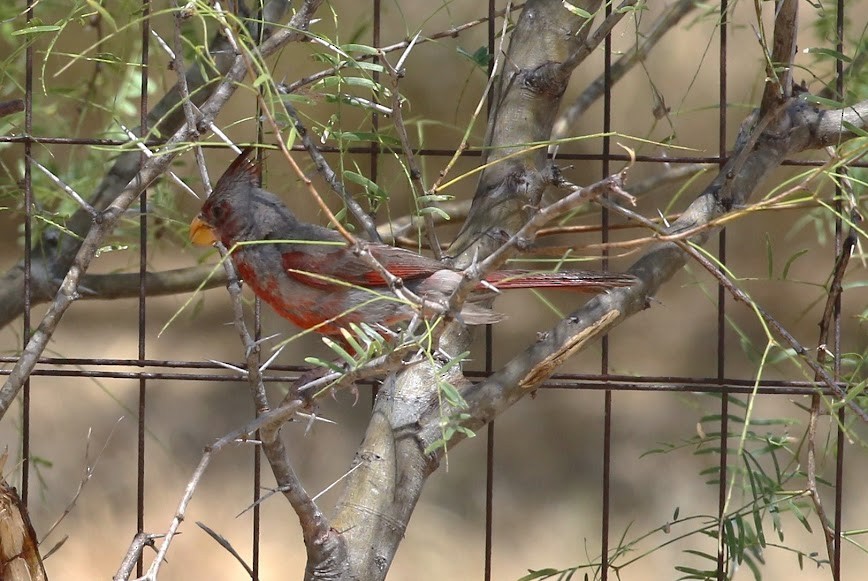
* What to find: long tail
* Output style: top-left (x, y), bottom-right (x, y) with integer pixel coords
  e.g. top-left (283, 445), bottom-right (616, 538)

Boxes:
top-left (484, 270), bottom-right (636, 292)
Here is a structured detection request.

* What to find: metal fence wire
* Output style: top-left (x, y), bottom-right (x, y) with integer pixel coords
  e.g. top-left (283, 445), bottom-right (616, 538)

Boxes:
top-left (2, 1), bottom-right (866, 580)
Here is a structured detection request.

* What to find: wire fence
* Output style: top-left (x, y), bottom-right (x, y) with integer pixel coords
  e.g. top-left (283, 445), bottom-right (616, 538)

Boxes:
top-left (3, 1), bottom-right (864, 579)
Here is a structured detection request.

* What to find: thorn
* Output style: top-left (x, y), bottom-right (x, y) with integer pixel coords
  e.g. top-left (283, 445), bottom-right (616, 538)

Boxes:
top-left (208, 359), bottom-right (248, 375)
top-left (31, 158), bottom-right (98, 218)
top-left (478, 279), bottom-right (500, 293)
top-left (295, 411), bottom-right (336, 425)
top-left (258, 341), bottom-right (286, 373)
top-left (396, 31), bottom-right (422, 72)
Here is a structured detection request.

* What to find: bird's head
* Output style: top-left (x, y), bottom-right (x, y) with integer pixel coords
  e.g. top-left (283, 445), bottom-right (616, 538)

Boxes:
top-left (190, 147), bottom-right (263, 247)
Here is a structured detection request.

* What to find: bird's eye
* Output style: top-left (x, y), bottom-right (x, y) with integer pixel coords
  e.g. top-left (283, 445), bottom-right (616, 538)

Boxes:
top-left (210, 201), bottom-right (225, 222)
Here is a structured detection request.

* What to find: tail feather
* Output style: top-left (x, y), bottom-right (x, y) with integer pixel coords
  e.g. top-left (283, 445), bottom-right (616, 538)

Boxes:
top-left (484, 270), bottom-right (635, 292)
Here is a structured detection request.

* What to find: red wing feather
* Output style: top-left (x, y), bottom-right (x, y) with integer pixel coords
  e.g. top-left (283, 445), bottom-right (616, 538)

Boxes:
top-left (282, 244), bottom-right (444, 289)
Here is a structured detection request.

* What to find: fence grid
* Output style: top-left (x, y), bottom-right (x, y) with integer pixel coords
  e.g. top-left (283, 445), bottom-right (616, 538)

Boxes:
top-left (6, 1), bottom-right (857, 579)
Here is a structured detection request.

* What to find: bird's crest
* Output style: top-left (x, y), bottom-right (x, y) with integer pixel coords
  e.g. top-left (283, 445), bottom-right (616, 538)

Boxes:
top-left (212, 147), bottom-right (262, 196)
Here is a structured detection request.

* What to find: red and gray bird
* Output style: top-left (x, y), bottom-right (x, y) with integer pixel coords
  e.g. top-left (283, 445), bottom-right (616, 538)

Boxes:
top-left (189, 148), bottom-right (635, 338)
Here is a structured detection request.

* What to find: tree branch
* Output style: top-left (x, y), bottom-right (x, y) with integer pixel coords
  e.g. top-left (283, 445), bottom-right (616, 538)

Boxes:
top-left (0, 0), bottom-right (324, 420)
top-left (330, 3), bottom-right (605, 579)
top-left (0, 1), bottom-right (292, 330)
top-left (551, 0), bottom-right (698, 143)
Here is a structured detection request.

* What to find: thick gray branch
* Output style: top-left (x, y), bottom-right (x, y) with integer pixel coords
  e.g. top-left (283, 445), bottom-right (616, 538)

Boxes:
top-left (448, 0), bottom-right (604, 260)
top-left (428, 96), bottom-right (868, 444)
top-left (330, 2), bottom-right (602, 579)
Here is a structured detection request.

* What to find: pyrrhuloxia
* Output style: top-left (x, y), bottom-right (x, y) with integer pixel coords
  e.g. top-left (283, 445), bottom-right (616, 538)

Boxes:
top-left (190, 148), bottom-right (635, 338)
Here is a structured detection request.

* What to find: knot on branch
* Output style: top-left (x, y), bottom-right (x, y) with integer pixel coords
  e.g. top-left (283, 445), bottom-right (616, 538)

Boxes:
top-left (523, 61), bottom-right (570, 97)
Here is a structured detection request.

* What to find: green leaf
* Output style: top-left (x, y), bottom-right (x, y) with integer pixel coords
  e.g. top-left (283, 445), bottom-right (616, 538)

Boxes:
top-left (457, 45), bottom-right (490, 69)
top-left (418, 206), bottom-right (451, 220)
top-left (787, 500), bottom-right (813, 533)
top-left (562, 2), bottom-right (593, 18)
top-left (344, 61), bottom-right (386, 73)
top-left (315, 75), bottom-right (385, 93)
top-left (781, 248), bottom-right (808, 279)
top-left (343, 170), bottom-right (388, 201)
top-left (341, 43), bottom-right (381, 56)
top-left (322, 337), bottom-right (357, 367)
top-left (416, 194), bottom-right (453, 204)
top-left (517, 569), bottom-right (561, 581)
top-left (12, 24), bottom-right (62, 36)
top-left (252, 73), bottom-right (270, 88)
top-left (673, 565), bottom-right (716, 578)
top-left (304, 356), bottom-right (343, 373)
top-left (336, 131), bottom-right (401, 147)
top-left (339, 328), bottom-right (365, 357)
top-left (802, 94), bottom-right (843, 108)
top-left (424, 439), bottom-right (447, 454)
top-left (437, 351), bottom-right (470, 375)
top-left (438, 380), bottom-right (467, 408)
top-left (843, 120), bottom-right (868, 137)
top-left (803, 47), bottom-right (852, 62)
top-left (682, 549), bottom-right (716, 562)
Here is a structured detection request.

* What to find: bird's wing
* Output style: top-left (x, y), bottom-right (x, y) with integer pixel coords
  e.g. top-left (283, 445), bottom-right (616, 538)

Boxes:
top-left (281, 243), bottom-right (445, 289)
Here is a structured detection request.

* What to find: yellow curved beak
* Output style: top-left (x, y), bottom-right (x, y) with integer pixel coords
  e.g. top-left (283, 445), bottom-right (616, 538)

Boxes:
top-left (189, 215), bottom-right (218, 246)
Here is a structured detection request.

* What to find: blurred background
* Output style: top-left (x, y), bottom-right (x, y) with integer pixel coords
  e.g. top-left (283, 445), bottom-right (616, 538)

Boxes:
top-left (0, 1), bottom-right (866, 579)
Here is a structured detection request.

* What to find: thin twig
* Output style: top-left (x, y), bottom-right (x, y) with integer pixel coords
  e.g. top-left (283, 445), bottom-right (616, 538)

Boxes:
top-left (113, 532), bottom-right (160, 581)
top-left (0, 0), bottom-right (322, 419)
top-left (552, 0), bottom-right (698, 143)
top-left (445, 167), bottom-right (636, 321)
top-left (430, 2), bottom-right (512, 195)
top-left (806, 203), bottom-right (860, 567)
top-left (130, 397), bottom-right (305, 580)
top-left (117, 123), bottom-right (200, 199)
top-left (196, 521), bottom-right (254, 576)
top-left (381, 33), bottom-right (443, 257)
top-left (171, 1), bottom-right (212, 197)
top-left (30, 158), bottom-right (97, 217)
top-left (40, 419), bottom-right (122, 545)
top-left (280, 4), bottom-right (524, 95)
top-left (596, 195), bottom-right (867, 422)
top-left (275, 97), bottom-right (382, 241)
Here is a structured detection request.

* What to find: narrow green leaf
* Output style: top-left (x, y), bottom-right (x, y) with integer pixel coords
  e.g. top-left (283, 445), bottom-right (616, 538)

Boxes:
top-left (788, 500), bottom-right (813, 533)
top-left (322, 337), bottom-right (357, 367)
top-left (438, 380), bottom-right (467, 408)
top-left (343, 170), bottom-right (389, 200)
top-left (416, 194), bottom-right (453, 204)
top-left (562, 2), bottom-right (593, 18)
top-left (843, 120), bottom-right (868, 137)
top-left (802, 94), bottom-right (843, 108)
top-left (12, 24), bottom-right (62, 36)
top-left (803, 47), bottom-right (852, 62)
top-left (304, 356), bottom-right (343, 373)
top-left (437, 351), bottom-right (470, 375)
top-left (781, 248), bottom-right (809, 279)
top-left (517, 569), bottom-right (560, 581)
top-left (315, 75), bottom-right (384, 93)
top-left (341, 43), bottom-right (381, 56)
top-left (682, 549), bottom-right (717, 562)
top-left (418, 206), bottom-right (451, 220)
top-left (339, 328), bottom-right (365, 357)
top-left (252, 73), bottom-right (270, 88)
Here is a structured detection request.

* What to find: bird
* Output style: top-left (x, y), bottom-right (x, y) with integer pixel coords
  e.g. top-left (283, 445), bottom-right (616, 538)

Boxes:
top-left (189, 148), bottom-right (635, 339)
